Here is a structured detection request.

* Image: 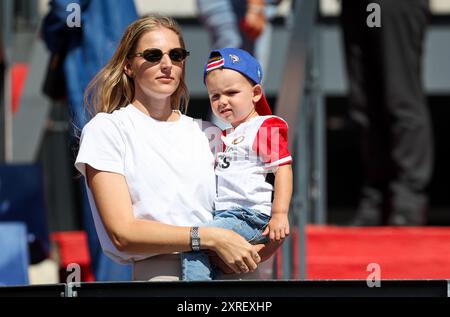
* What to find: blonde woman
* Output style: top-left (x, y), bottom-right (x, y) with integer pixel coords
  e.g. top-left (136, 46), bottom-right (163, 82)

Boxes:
top-left (75, 15), bottom-right (279, 281)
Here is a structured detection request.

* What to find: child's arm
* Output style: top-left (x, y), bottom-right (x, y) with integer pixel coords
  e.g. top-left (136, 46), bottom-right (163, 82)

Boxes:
top-left (263, 164), bottom-right (293, 241)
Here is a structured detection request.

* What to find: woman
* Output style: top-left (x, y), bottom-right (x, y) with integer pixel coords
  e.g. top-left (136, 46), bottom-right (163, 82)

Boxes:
top-left (75, 15), bottom-right (279, 281)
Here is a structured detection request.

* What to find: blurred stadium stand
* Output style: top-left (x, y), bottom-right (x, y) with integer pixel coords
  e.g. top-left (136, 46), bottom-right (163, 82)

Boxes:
top-left (0, 164), bottom-right (50, 264)
top-left (0, 222), bottom-right (30, 286)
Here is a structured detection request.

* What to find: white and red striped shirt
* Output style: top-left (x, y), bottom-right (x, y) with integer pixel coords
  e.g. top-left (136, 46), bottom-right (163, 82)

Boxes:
top-left (215, 116), bottom-right (292, 215)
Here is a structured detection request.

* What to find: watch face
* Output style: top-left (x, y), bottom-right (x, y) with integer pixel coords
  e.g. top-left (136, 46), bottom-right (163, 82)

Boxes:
top-left (192, 239), bottom-right (200, 251)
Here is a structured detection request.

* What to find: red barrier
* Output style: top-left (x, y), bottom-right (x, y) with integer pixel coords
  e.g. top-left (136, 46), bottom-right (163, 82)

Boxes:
top-left (51, 231), bottom-right (95, 282)
top-left (11, 63), bottom-right (29, 114)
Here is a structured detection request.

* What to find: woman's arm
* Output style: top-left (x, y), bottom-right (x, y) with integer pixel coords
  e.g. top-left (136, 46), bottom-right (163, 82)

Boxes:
top-left (86, 165), bottom-right (260, 273)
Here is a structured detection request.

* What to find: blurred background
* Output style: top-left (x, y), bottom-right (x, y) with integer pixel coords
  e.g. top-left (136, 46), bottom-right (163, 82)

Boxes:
top-left (1, 0), bottom-right (450, 286)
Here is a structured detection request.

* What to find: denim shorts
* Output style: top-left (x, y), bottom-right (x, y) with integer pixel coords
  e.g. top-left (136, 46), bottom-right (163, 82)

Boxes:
top-left (208, 207), bottom-right (271, 244)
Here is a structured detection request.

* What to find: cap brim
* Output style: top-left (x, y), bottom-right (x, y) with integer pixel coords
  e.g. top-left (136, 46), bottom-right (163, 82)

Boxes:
top-left (256, 93), bottom-right (272, 116)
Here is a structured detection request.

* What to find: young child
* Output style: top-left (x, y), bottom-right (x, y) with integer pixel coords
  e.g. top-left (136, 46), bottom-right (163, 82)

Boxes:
top-left (181, 48), bottom-right (293, 280)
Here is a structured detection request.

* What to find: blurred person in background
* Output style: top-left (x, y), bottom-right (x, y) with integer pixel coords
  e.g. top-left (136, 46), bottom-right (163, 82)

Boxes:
top-left (341, 0), bottom-right (433, 226)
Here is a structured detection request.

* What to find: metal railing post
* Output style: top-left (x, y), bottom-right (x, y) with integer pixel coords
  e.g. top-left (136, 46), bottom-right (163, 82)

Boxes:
top-left (0, 0), bottom-right (14, 162)
top-left (275, 0), bottom-right (319, 280)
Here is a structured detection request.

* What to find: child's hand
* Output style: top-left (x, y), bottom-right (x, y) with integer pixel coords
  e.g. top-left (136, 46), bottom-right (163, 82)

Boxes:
top-left (262, 213), bottom-right (290, 241)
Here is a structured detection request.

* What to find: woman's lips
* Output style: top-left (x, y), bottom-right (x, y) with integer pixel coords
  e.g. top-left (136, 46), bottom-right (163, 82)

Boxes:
top-left (156, 76), bottom-right (173, 83)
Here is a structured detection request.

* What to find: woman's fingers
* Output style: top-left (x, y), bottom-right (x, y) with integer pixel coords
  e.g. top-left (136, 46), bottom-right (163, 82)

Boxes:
top-left (230, 263), bottom-right (243, 274)
top-left (210, 227), bottom-right (263, 274)
top-left (253, 252), bottom-right (261, 263)
top-left (244, 257), bottom-right (257, 272)
top-left (209, 254), bottom-right (234, 274)
top-left (237, 261), bottom-right (249, 273)
top-left (239, 252), bottom-right (259, 273)
top-left (229, 250), bottom-right (258, 274)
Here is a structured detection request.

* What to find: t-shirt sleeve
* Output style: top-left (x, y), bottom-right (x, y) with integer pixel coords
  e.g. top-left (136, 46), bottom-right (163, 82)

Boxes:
top-left (252, 117), bottom-right (292, 169)
top-left (75, 115), bottom-right (126, 177)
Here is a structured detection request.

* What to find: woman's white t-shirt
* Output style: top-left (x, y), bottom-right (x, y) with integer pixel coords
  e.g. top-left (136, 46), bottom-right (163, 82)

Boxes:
top-left (75, 104), bottom-right (220, 263)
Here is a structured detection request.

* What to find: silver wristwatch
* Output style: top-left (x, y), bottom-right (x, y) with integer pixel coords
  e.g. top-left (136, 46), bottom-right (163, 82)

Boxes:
top-left (190, 226), bottom-right (200, 251)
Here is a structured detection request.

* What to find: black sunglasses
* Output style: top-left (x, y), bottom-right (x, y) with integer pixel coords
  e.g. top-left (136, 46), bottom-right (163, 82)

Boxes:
top-left (130, 48), bottom-right (190, 63)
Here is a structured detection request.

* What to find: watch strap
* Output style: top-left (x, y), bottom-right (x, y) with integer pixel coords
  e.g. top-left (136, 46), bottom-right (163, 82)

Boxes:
top-left (190, 226), bottom-right (200, 251)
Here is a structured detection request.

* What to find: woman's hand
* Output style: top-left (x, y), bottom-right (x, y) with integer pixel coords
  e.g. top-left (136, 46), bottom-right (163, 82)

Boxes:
top-left (209, 240), bottom-right (283, 275)
top-left (200, 227), bottom-right (261, 274)
top-left (208, 244), bottom-right (263, 274)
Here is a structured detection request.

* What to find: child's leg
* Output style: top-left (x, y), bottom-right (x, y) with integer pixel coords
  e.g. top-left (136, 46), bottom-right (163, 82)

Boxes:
top-left (212, 208), bottom-right (270, 244)
top-left (180, 251), bottom-right (213, 281)
top-left (180, 209), bottom-right (269, 280)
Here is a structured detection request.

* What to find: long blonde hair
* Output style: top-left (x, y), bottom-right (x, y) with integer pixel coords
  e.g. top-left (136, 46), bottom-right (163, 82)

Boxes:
top-left (84, 15), bottom-right (189, 117)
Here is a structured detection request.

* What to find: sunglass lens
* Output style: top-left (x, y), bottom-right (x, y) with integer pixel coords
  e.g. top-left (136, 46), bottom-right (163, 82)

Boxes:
top-left (143, 49), bottom-right (163, 62)
top-left (169, 48), bottom-right (188, 62)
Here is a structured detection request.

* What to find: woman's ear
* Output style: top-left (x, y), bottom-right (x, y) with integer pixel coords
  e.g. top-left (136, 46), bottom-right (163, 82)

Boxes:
top-left (252, 84), bottom-right (263, 104)
top-left (124, 60), bottom-right (134, 78)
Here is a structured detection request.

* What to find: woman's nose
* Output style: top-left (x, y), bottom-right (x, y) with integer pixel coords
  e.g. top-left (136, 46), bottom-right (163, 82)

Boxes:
top-left (160, 54), bottom-right (172, 72)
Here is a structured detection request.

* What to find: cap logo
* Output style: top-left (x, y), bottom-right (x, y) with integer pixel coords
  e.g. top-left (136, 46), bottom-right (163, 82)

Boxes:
top-left (229, 54), bottom-right (240, 64)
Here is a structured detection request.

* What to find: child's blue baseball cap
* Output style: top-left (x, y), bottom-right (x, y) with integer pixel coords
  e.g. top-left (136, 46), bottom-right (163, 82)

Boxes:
top-left (203, 48), bottom-right (272, 116)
